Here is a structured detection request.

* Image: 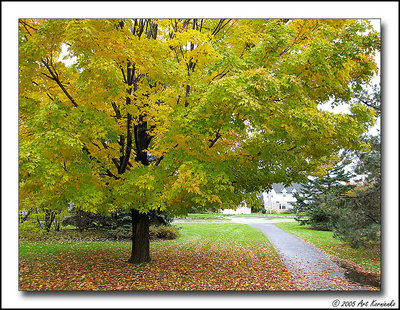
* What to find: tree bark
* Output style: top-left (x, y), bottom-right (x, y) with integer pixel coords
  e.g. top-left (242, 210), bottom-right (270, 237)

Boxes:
top-left (127, 208), bottom-right (151, 264)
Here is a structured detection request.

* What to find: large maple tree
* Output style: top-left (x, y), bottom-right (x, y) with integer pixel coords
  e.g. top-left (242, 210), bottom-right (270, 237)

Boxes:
top-left (19, 18), bottom-right (380, 263)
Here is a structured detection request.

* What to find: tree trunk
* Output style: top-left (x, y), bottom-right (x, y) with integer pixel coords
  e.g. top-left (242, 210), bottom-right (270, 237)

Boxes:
top-left (127, 208), bottom-right (151, 264)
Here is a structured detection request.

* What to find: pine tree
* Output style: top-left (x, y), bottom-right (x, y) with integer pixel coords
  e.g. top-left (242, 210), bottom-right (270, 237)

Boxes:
top-left (332, 85), bottom-right (381, 248)
top-left (293, 161), bottom-right (355, 230)
top-left (333, 134), bottom-right (381, 248)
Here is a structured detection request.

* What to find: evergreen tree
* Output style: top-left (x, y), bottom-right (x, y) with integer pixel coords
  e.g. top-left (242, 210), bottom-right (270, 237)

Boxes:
top-left (293, 161), bottom-right (355, 230)
top-left (332, 84), bottom-right (381, 248)
top-left (333, 134), bottom-right (381, 248)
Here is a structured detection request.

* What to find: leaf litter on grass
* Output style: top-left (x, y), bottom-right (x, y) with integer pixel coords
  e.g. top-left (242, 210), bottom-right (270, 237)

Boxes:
top-left (19, 241), bottom-right (297, 291)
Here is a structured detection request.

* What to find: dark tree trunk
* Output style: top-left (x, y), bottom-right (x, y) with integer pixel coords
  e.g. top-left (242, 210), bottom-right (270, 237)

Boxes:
top-left (44, 208), bottom-right (55, 232)
top-left (127, 208), bottom-right (151, 264)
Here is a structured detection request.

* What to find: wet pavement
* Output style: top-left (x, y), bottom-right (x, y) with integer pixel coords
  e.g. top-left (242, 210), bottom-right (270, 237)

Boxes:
top-left (230, 217), bottom-right (377, 291)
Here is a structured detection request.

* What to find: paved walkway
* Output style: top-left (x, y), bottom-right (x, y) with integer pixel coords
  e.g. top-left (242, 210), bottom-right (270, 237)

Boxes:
top-left (230, 217), bottom-right (373, 291)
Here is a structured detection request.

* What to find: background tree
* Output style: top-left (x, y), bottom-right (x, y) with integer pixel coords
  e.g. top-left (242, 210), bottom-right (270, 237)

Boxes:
top-left (294, 84), bottom-right (381, 247)
top-left (293, 161), bottom-right (355, 230)
top-left (332, 83), bottom-right (381, 248)
top-left (333, 131), bottom-right (381, 247)
top-left (19, 18), bottom-right (380, 263)
top-left (353, 83), bottom-right (381, 117)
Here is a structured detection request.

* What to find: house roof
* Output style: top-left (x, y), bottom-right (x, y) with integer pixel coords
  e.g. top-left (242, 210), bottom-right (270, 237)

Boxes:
top-left (271, 183), bottom-right (302, 194)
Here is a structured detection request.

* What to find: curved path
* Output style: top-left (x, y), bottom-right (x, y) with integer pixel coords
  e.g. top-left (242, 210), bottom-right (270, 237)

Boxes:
top-left (231, 217), bottom-right (373, 291)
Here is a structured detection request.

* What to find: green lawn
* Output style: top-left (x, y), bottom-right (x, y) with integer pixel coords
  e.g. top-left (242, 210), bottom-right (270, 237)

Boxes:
top-left (173, 217), bottom-right (231, 221)
top-left (225, 213), bottom-right (297, 218)
top-left (275, 222), bottom-right (381, 276)
top-left (172, 223), bottom-right (269, 246)
top-left (184, 213), bottom-right (298, 217)
top-left (177, 213), bottom-right (227, 218)
top-left (19, 223), bottom-right (296, 291)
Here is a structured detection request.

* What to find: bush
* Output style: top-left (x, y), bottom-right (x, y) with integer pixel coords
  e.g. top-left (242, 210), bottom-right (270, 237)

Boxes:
top-left (62, 210), bottom-right (112, 232)
top-left (19, 220), bottom-right (84, 241)
top-left (106, 225), bottom-right (179, 241)
top-left (63, 209), bottom-right (173, 232)
top-left (149, 226), bottom-right (158, 240)
top-left (106, 227), bottom-right (131, 240)
top-left (251, 204), bottom-right (262, 213)
top-left (149, 225), bottom-right (179, 240)
top-left (19, 220), bottom-right (47, 240)
top-left (264, 208), bottom-right (278, 214)
top-left (156, 225), bottom-right (179, 239)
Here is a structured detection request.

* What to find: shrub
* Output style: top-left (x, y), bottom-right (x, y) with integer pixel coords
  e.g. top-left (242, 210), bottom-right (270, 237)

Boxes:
top-left (19, 220), bottom-right (47, 240)
top-left (19, 220), bottom-right (82, 241)
top-left (156, 225), bottom-right (179, 240)
top-left (63, 209), bottom-right (173, 233)
top-left (106, 226), bottom-right (131, 240)
top-left (149, 225), bottom-right (179, 240)
top-left (149, 226), bottom-right (158, 240)
top-left (62, 210), bottom-right (112, 232)
top-left (106, 225), bottom-right (179, 241)
top-left (265, 208), bottom-right (278, 214)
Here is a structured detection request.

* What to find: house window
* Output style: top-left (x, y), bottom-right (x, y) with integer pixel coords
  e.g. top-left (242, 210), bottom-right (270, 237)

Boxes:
top-left (279, 204), bottom-right (286, 210)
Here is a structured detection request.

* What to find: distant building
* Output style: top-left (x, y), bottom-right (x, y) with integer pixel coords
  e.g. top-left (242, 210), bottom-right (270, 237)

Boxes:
top-left (220, 202), bottom-right (252, 215)
top-left (261, 183), bottom-right (302, 213)
top-left (219, 183), bottom-right (302, 215)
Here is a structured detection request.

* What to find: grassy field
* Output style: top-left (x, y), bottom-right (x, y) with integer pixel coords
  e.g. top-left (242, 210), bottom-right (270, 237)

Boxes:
top-left (224, 213), bottom-right (297, 218)
top-left (173, 213), bottom-right (231, 221)
top-left (19, 223), bottom-right (296, 291)
top-left (182, 213), bottom-right (224, 218)
top-left (275, 222), bottom-right (381, 276)
top-left (181, 213), bottom-right (297, 219)
top-left (173, 217), bottom-right (232, 221)
top-left (184, 213), bottom-right (297, 217)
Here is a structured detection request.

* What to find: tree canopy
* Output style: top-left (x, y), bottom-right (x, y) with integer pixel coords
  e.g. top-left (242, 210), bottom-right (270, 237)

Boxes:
top-left (19, 19), bottom-right (380, 261)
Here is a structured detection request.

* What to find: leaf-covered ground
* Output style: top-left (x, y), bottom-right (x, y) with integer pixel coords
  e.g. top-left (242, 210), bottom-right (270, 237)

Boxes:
top-left (19, 223), bottom-right (297, 291)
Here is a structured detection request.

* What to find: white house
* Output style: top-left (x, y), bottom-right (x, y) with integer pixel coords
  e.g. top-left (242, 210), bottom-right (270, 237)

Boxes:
top-left (220, 202), bottom-right (252, 215)
top-left (261, 183), bottom-right (302, 213)
top-left (219, 183), bottom-right (302, 215)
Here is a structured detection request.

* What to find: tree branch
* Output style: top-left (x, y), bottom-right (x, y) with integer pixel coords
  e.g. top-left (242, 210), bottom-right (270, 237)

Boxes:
top-left (119, 113), bottom-right (133, 173)
top-left (111, 101), bottom-right (122, 119)
top-left (41, 58), bottom-right (78, 107)
top-left (209, 130), bottom-right (222, 148)
top-left (112, 158), bottom-right (120, 171)
top-left (120, 66), bottom-right (127, 83)
top-left (212, 19), bottom-right (232, 36)
top-left (103, 169), bottom-right (121, 180)
top-left (155, 144), bottom-right (179, 167)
